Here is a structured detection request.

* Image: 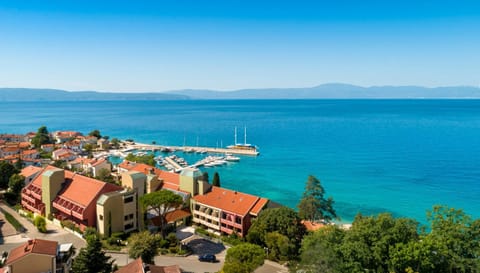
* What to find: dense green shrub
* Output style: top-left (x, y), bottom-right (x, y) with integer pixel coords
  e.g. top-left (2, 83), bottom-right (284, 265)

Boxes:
top-left (34, 215), bottom-right (47, 233)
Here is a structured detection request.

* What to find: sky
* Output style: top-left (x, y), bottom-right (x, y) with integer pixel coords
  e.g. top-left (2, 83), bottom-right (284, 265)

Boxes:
top-left (0, 0), bottom-right (479, 92)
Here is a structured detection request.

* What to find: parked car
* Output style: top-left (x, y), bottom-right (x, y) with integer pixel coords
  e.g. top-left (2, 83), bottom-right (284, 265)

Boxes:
top-left (198, 254), bottom-right (216, 262)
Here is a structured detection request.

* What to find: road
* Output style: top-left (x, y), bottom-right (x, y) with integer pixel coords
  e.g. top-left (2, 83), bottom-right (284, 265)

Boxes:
top-left (107, 252), bottom-right (224, 273)
top-left (0, 202), bottom-right (86, 254)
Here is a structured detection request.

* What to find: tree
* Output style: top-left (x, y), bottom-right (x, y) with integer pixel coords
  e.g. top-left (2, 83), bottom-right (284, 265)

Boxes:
top-left (340, 213), bottom-right (419, 273)
top-left (110, 138), bottom-right (120, 149)
top-left (125, 153), bottom-right (156, 167)
top-left (128, 231), bottom-right (161, 264)
top-left (88, 129), bottom-right (102, 139)
top-left (33, 215), bottom-right (47, 233)
top-left (246, 207), bottom-right (306, 261)
top-left (424, 205), bottom-right (480, 272)
top-left (31, 125), bottom-right (52, 148)
top-left (212, 172), bottom-right (221, 187)
top-left (14, 158), bottom-right (23, 171)
top-left (0, 161), bottom-right (18, 189)
top-left (96, 168), bottom-right (116, 184)
top-left (71, 235), bottom-right (114, 273)
top-left (297, 175), bottom-right (337, 223)
top-left (8, 174), bottom-right (25, 203)
top-left (202, 172), bottom-right (209, 183)
top-left (298, 225), bottom-right (346, 273)
top-left (140, 190), bottom-right (183, 238)
top-left (223, 243), bottom-right (265, 273)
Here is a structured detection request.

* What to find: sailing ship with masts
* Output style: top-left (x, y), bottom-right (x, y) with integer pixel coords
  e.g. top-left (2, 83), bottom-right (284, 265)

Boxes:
top-left (227, 126), bottom-right (259, 153)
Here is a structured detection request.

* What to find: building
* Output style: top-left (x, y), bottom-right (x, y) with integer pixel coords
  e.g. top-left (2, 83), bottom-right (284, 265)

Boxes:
top-left (40, 144), bottom-right (55, 152)
top-left (118, 163), bottom-right (269, 237)
top-left (53, 131), bottom-right (82, 144)
top-left (68, 157), bottom-right (111, 177)
top-left (117, 161), bottom-right (189, 198)
top-left (96, 171), bottom-right (146, 236)
top-left (19, 166), bottom-right (42, 185)
top-left (0, 134), bottom-right (26, 143)
top-left (3, 239), bottom-right (73, 273)
top-left (115, 257), bottom-right (182, 273)
top-left (21, 165), bottom-right (122, 230)
top-left (52, 148), bottom-right (77, 161)
top-left (191, 186), bottom-right (268, 237)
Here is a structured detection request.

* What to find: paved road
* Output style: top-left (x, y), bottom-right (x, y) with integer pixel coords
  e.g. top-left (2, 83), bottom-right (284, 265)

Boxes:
top-left (107, 252), bottom-right (224, 273)
top-left (0, 202), bottom-right (86, 254)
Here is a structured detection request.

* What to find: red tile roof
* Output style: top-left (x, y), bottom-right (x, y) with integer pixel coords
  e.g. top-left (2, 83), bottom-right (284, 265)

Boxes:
top-left (21, 149), bottom-right (38, 155)
top-left (193, 186), bottom-right (266, 217)
top-left (150, 265), bottom-right (182, 273)
top-left (150, 209), bottom-right (191, 226)
top-left (115, 258), bottom-right (143, 273)
top-left (6, 239), bottom-right (57, 264)
top-left (20, 166), bottom-right (42, 178)
top-left (250, 198), bottom-right (269, 216)
top-left (60, 170), bottom-right (121, 207)
top-left (30, 165), bottom-right (122, 207)
top-left (119, 161), bottom-right (180, 186)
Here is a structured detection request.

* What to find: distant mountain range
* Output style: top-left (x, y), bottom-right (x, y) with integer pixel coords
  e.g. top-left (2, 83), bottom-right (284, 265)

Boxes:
top-left (1, 84), bottom-right (480, 101)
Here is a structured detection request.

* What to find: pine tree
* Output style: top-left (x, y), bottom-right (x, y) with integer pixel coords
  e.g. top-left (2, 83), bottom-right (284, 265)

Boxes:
top-left (297, 175), bottom-right (337, 223)
top-left (71, 235), bottom-right (113, 273)
top-left (212, 172), bottom-right (221, 187)
top-left (31, 125), bottom-right (51, 148)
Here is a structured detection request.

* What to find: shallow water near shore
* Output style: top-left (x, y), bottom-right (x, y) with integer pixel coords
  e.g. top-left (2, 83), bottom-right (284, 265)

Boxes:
top-left (2, 99), bottom-right (480, 224)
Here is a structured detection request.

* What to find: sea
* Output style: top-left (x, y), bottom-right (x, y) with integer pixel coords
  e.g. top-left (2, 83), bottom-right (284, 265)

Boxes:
top-left (1, 99), bottom-right (480, 225)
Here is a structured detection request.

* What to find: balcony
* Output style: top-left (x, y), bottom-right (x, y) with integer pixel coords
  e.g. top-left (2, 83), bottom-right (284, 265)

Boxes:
top-left (193, 210), bottom-right (220, 222)
top-left (21, 194), bottom-right (37, 204)
top-left (193, 218), bottom-right (219, 230)
top-left (21, 200), bottom-right (44, 215)
top-left (220, 218), bottom-right (243, 229)
top-left (53, 197), bottom-right (86, 220)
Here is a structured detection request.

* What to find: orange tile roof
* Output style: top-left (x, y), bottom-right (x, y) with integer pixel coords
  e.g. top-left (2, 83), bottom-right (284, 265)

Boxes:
top-left (193, 186), bottom-right (264, 216)
top-left (1, 147), bottom-right (20, 152)
top-left (60, 170), bottom-right (122, 207)
top-left (18, 142), bottom-right (31, 149)
top-left (32, 165), bottom-right (57, 187)
top-left (91, 158), bottom-right (107, 167)
top-left (6, 239), bottom-right (57, 264)
top-left (22, 149), bottom-right (38, 155)
top-left (20, 166), bottom-right (42, 178)
top-left (150, 265), bottom-right (182, 273)
top-left (302, 220), bottom-right (326, 232)
top-left (115, 258), bottom-right (143, 273)
top-left (250, 198), bottom-right (269, 216)
top-left (31, 165), bottom-right (121, 207)
top-left (120, 161), bottom-right (180, 186)
top-left (150, 209), bottom-right (191, 226)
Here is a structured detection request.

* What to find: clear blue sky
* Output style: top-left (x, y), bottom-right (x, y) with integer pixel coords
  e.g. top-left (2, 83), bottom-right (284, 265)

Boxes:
top-left (0, 0), bottom-right (479, 92)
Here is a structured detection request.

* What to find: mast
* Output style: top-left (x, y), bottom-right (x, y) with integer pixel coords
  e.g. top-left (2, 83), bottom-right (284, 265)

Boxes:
top-left (244, 126), bottom-right (247, 145)
top-left (234, 127), bottom-right (238, 145)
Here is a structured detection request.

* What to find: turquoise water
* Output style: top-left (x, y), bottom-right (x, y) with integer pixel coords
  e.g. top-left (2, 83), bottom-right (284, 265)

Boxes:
top-left (1, 99), bottom-right (480, 223)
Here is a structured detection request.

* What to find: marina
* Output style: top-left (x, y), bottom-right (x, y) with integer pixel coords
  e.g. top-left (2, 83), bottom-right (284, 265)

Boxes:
top-left (130, 144), bottom-right (259, 156)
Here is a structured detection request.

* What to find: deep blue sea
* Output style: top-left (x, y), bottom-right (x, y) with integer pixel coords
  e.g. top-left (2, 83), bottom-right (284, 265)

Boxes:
top-left (2, 99), bottom-right (480, 224)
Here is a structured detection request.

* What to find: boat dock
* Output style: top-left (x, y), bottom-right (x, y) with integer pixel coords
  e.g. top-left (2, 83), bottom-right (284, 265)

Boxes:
top-left (130, 144), bottom-right (259, 156)
top-left (163, 156), bottom-right (183, 171)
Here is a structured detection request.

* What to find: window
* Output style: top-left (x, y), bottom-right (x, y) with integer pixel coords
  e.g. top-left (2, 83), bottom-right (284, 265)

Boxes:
top-left (124, 223), bottom-right (134, 230)
top-left (99, 215), bottom-right (103, 220)
top-left (124, 214), bottom-right (134, 221)
top-left (124, 196), bottom-right (134, 203)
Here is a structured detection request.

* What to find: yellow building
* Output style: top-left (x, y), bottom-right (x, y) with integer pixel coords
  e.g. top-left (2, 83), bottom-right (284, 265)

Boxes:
top-left (96, 171), bottom-right (148, 236)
